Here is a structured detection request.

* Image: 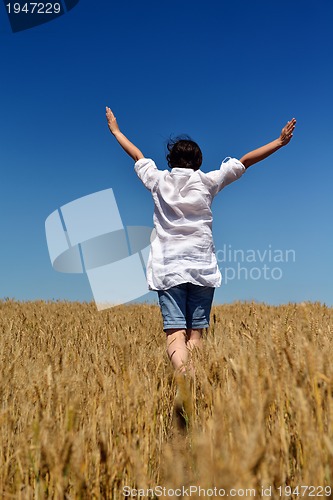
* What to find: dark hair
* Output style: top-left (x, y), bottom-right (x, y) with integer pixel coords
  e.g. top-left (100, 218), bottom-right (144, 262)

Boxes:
top-left (166, 136), bottom-right (202, 171)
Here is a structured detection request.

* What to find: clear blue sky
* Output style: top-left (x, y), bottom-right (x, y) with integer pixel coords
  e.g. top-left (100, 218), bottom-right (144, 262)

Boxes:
top-left (0, 0), bottom-right (332, 306)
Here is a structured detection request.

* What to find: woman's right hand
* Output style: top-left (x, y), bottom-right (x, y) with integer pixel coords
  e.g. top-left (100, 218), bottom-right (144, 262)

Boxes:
top-left (279, 118), bottom-right (296, 146)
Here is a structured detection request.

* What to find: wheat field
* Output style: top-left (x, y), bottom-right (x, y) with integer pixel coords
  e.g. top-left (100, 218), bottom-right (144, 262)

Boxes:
top-left (0, 299), bottom-right (332, 499)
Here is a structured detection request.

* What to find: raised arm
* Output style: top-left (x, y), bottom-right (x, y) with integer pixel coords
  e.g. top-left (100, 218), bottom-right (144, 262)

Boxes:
top-left (240, 118), bottom-right (296, 169)
top-left (106, 107), bottom-right (144, 162)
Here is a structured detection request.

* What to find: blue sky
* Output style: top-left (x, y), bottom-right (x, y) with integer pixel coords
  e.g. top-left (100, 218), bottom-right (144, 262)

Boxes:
top-left (0, 0), bottom-right (332, 306)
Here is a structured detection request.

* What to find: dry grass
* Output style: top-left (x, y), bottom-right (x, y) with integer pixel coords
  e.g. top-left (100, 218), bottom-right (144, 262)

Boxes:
top-left (0, 300), bottom-right (333, 499)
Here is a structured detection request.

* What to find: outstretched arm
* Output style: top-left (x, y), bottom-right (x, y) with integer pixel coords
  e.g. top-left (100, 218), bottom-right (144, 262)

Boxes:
top-left (106, 107), bottom-right (144, 162)
top-left (240, 118), bottom-right (296, 169)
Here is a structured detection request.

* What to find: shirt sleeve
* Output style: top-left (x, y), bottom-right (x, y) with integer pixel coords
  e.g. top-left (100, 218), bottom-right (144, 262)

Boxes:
top-left (206, 157), bottom-right (246, 197)
top-left (134, 158), bottom-right (161, 191)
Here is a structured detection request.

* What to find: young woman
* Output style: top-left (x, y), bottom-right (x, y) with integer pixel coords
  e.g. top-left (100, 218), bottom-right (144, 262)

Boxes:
top-left (106, 107), bottom-right (296, 376)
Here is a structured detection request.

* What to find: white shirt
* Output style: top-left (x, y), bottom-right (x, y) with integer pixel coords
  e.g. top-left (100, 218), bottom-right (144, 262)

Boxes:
top-left (134, 157), bottom-right (246, 290)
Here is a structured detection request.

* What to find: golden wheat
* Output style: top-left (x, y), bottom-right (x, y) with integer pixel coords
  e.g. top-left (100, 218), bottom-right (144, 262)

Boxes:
top-left (0, 300), bottom-right (332, 499)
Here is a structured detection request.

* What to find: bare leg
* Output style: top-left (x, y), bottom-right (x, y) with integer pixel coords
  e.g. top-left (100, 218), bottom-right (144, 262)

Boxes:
top-left (186, 328), bottom-right (203, 352)
top-left (166, 329), bottom-right (193, 426)
top-left (183, 328), bottom-right (203, 377)
top-left (165, 328), bottom-right (189, 374)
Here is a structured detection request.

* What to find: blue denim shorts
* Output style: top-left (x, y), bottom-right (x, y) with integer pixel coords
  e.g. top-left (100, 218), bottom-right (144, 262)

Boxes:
top-left (157, 282), bottom-right (215, 330)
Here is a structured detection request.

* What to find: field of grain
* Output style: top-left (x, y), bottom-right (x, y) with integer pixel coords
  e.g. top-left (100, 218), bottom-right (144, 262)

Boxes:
top-left (0, 300), bottom-right (333, 499)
